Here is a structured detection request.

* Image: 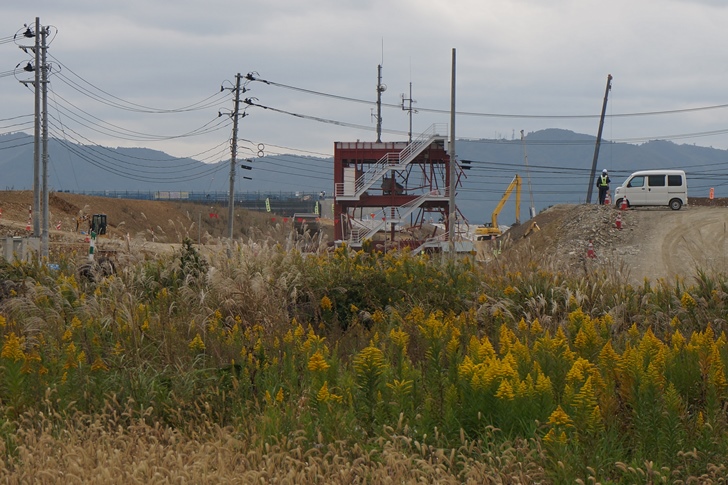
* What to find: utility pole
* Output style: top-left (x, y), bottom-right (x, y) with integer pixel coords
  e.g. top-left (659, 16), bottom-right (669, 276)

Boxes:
top-left (227, 73), bottom-right (243, 240)
top-left (32, 18), bottom-right (41, 237)
top-left (17, 18), bottom-right (48, 249)
top-left (401, 82), bottom-right (416, 143)
top-left (586, 74), bottom-right (613, 204)
top-left (375, 64), bottom-right (385, 143)
top-left (40, 24), bottom-right (49, 258)
top-left (448, 48), bottom-right (456, 256)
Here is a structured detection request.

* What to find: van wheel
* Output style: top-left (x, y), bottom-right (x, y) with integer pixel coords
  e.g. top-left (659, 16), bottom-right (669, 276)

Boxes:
top-left (669, 198), bottom-right (682, 210)
top-left (615, 198), bottom-right (629, 209)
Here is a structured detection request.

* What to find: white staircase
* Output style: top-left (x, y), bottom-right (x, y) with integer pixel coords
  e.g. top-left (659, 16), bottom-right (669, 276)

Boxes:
top-left (348, 190), bottom-right (446, 245)
top-left (335, 124), bottom-right (447, 200)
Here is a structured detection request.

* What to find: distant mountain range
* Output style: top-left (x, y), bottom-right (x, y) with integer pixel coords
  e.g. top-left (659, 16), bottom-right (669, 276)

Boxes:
top-left (1, 129), bottom-right (725, 225)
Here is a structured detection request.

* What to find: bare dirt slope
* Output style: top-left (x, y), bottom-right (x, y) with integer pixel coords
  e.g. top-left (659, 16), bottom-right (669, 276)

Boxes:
top-left (502, 198), bottom-right (728, 285)
top-left (0, 191), bottom-right (323, 260)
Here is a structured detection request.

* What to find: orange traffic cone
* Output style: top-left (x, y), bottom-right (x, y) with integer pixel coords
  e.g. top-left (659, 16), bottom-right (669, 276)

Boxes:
top-left (620, 197), bottom-right (628, 211)
top-left (604, 192), bottom-right (611, 205)
top-left (587, 241), bottom-right (596, 259)
top-left (615, 213), bottom-right (622, 230)
top-left (25, 218), bottom-right (31, 231)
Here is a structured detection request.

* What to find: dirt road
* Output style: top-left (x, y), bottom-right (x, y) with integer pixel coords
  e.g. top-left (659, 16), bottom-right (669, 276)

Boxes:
top-left (624, 206), bottom-right (728, 283)
top-left (505, 202), bottom-right (728, 285)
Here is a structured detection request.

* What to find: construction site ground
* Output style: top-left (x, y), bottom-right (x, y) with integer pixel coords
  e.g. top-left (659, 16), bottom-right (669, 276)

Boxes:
top-left (0, 191), bottom-right (330, 265)
top-left (1, 191), bottom-right (727, 286)
top-left (489, 197), bottom-right (728, 285)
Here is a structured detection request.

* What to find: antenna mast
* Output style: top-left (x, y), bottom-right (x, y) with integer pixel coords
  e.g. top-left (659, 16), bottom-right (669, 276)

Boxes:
top-left (520, 130), bottom-right (536, 218)
top-left (375, 64), bottom-right (386, 143)
top-left (401, 82), bottom-right (416, 143)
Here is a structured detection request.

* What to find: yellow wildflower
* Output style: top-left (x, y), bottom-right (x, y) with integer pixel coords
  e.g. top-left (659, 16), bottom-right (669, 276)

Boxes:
top-left (680, 292), bottom-right (697, 310)
top-left (353, 345), bottom-right (386, 378)
top-left (495, 379), bottom-right (515, 400)
top-left (307, 350), bottom-right (330, 372)
top-left (389, 328), bottom-right (409, 350)
top-left (317, 381), bottom-right (343, 403)
top-left (91, 356), bottom-right (109, 372)
top-left (547, 405), bottom-right (573, 427)
top-left (1, 332), bottom-right (25, 362)
top-left (189, 334), bottom-right (206, 352)
top-left (0, 315), bottom-right (6, 327)
top-left (320, 295), bottom-right (333, 311)
top-left (275, 387), bottom-right (284, 403)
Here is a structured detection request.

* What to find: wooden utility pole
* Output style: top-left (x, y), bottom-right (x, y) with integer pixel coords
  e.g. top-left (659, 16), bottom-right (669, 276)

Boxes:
top-left (586, 74), bottom-right (613, 204)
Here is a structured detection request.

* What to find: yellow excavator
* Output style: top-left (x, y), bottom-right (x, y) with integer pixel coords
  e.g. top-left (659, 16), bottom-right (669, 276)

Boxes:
top-left (475, 175), bottom-right (521, 241)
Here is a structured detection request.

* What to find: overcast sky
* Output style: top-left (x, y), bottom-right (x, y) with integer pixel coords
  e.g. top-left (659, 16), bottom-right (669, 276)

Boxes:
top-left (2, 0), bottom-right (728, 170)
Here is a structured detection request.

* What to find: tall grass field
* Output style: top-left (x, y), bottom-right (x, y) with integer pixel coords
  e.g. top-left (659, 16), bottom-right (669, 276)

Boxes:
top-left (1, 237), bottom-right (727, 483)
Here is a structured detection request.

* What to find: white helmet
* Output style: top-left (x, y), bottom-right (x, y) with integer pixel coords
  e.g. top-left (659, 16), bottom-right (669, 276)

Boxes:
top-left (602, 169), bottom-right (608, 174)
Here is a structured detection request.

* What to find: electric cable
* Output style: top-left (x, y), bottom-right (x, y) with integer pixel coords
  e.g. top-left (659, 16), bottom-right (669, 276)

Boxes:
top-left (49, 54), bottom-right (228, 114)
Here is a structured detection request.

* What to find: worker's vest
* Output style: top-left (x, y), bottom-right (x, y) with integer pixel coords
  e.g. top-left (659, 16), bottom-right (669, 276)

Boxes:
top-left (599, 175), bottom-right (608, 187)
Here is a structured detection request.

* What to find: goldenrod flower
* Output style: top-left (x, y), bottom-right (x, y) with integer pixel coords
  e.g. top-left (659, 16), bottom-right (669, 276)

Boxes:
top-left (91, 356), bottom-right (109, 372)
top-left (386, 379), bottom-right (413, 396)
top-left (275, 387), bottom-right (284, 403)
top-left (680, 292), bottom-right (697, 310)
top-left (317, 381), bottom-right (343, 403)
top-left (307, 350), bottom-right (330, 372)
top-left (0, 315), bottom-right (6, 328)
top-left (320, 295), bottom-right (333, 311)
top-left (389, 328), bottom-right (409, 351)
top-left (1, 332), bottom-right (25, 362)
top-left (547, 406), bottom-right (573, 427)
top-left (353, 345), bottom-right (386, 379)
top-left (189, 334), bottom-right (206, 352)
top-left (495, 379), bottom-right (515, 400)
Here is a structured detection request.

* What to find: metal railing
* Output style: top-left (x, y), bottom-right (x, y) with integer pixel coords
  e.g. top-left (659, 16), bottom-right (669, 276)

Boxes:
top-left (335, 123), bottom-right (447, 198)
top-left (348, 190), bottom-right (446, 244)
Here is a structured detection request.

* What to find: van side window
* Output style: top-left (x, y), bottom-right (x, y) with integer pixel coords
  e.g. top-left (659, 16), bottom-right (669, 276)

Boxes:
top-left (648, 175), bottom-right (666, 187)
top-left (668, 175), bottom-right (683, 186)
top-left (627, 176), bottom-right (644, 188)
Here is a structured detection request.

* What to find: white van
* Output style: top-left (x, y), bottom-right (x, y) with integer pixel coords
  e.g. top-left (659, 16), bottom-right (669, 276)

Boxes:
top-left (613, 170), bottom-right (688, 210)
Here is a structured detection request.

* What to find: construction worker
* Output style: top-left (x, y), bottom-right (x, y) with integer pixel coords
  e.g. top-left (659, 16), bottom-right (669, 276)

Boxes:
top-left (596, 169), bottom-right (611, 205)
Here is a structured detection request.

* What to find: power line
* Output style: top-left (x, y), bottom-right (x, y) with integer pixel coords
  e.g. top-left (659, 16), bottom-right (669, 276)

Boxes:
top-left (249, 73), bottom-right (728, 120)
top-left (49, 54), bottom-right (228, 114)
top-left (48, 84), bottom-right (230, 141)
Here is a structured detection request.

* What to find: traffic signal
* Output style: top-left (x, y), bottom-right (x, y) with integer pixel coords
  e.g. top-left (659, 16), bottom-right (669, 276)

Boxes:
top-left (241, 159), bottom-right (253, 180)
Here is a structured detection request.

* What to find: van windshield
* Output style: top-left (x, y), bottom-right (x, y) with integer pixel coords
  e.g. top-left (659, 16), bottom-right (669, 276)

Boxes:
top-left (627, 176), bottom-right (644, 188)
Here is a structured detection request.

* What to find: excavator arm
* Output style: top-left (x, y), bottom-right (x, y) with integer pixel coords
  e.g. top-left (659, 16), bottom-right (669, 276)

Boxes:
top-left (475, 174), bottom-right (522, 241)
top-left (491, 175), bottom-right (522, 228)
